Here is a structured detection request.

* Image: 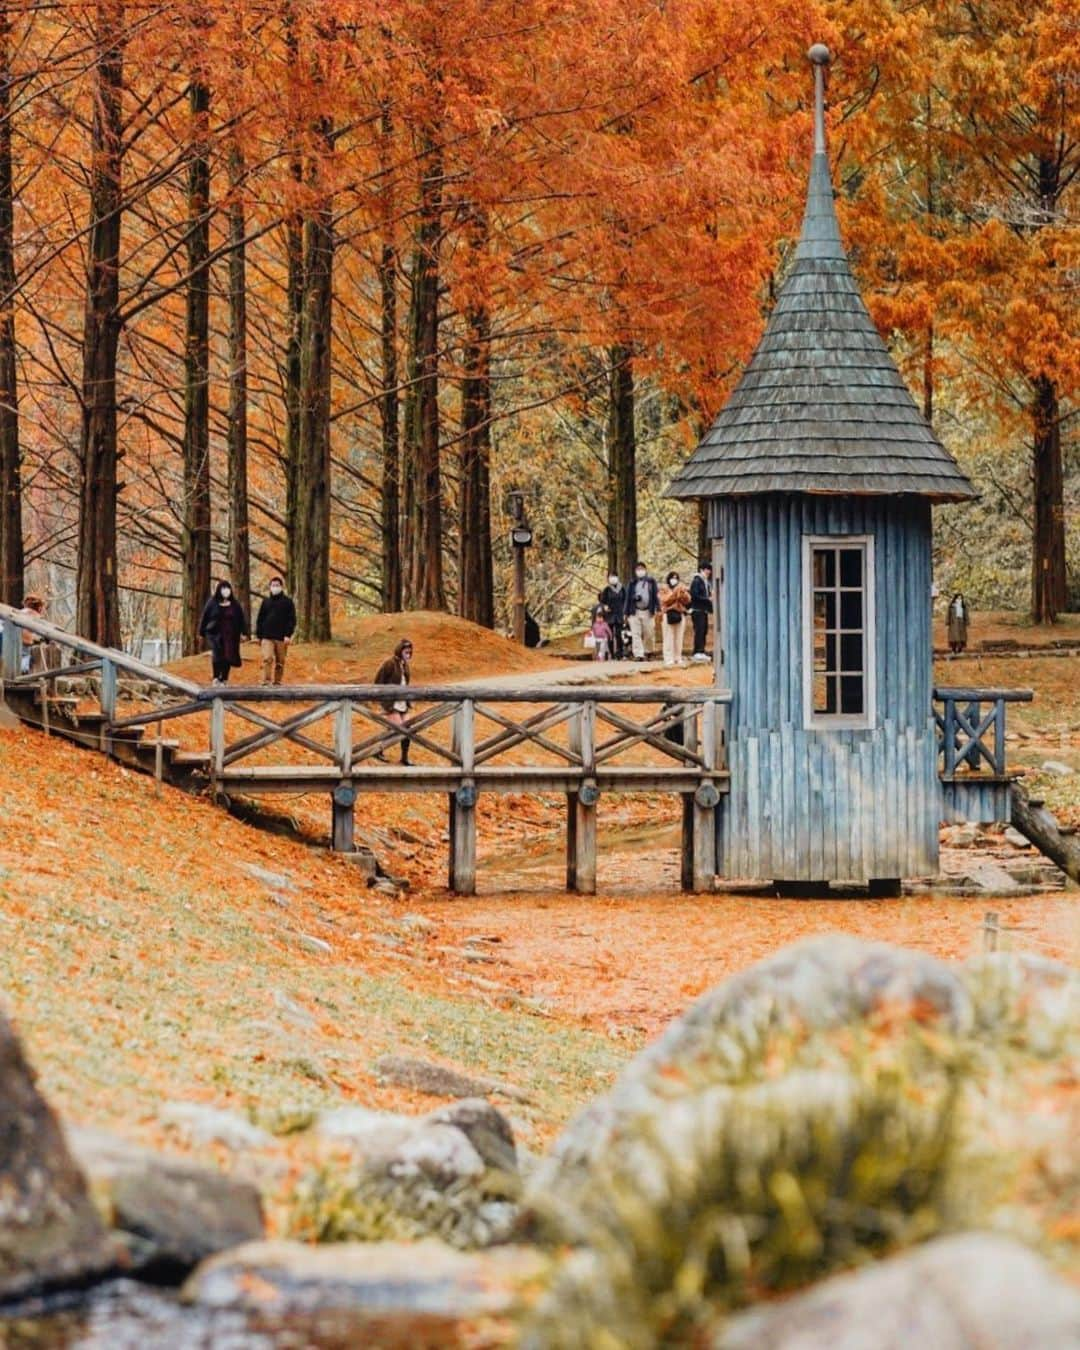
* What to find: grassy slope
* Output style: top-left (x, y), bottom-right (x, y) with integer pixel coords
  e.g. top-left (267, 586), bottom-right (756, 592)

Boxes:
top-left (0, 616), bottom-right (620, 1163)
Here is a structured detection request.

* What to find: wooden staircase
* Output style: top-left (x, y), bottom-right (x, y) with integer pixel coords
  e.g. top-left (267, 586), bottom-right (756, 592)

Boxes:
top-left (2, 680), bottom-right (211, 789)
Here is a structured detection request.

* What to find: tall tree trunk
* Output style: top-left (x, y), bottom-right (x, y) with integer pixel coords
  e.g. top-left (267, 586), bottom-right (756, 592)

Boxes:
top-left (378, 101), bottom-right (400, 613)
top-left (402, 133), bottom-right (445, 611)
top-left (1032, 373), bottom-right (1065, 624)
top-left (0, 1), bottom-right (22, 606)
top-left (282, 0), bottom-right (303, 592)
top-left (458, 297), bottom-right (494, 628)
top-left (606, 343), bottom-right (637, 581)
top-left (77, 0), bottom-right (124, 647)
top-left (180, 73), bottom-right (212, 655)
top-left (293, 116), bottom-right (333, 642)
top-left (226, 138), bottom-right (250, 620)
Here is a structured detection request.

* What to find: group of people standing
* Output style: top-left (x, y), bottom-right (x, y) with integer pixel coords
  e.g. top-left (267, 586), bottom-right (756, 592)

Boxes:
top-left (592, 561), bottom-right (713, 666)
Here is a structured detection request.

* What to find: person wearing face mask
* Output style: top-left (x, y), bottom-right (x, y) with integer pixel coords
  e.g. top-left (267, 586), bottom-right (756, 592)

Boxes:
top-left (198, 579), bottom-right (249, 685)
top-left (255, 576), bottom-right (297, 685)
top-left (598, 573), bottom-right (627, 659)
top-left (623, 561), bottom-right (659, 660)
top-left (659, 570), bottom-right (691, 667)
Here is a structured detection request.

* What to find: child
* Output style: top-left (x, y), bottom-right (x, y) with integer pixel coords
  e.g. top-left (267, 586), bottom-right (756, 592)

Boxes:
top-left (590, 605), bottom-right (613, 661)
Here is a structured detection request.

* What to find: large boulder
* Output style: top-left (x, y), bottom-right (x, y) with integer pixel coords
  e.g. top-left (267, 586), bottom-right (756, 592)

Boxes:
top-left (714, 1233), bottom-right (1080, 1349)
top-left (67, 1127), bottom-right (264, 1278)
top-left (182, 1238), bottom-right (546, 1348)
top-left (520, 938), bottom-right (1079, 1349)
top-left (0, 1009), bottom-right (115, 1300)
top-left (532, 936), bottom-right (974, 1192)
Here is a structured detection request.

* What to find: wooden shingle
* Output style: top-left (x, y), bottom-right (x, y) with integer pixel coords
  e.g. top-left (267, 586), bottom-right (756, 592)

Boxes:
top-left (668, 148), bottom-right (976, 503)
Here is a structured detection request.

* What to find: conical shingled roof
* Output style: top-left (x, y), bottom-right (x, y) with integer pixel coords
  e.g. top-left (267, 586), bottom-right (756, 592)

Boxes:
top-left (667, 52), bottom-right (975, 503)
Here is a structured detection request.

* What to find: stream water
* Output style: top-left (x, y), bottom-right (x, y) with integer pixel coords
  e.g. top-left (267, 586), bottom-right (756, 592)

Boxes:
top-left (0, 1281), bottom-right (360, 1350)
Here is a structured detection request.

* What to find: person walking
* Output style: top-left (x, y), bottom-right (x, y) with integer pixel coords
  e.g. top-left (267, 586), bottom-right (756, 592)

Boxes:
top-left (624, 561), bottom-right (659, 660)
top-left (198, 580), bottom-right (248, 685)
top-left (947, 592), bottom-right (969, 654)
top-left (688, 561), bottom-right (713, 663)
top-left (589, 605), bottom-right (613, 661)
top-left (660, 571), bottom-right (691, 667)
top-left (255, 576), bottom-right (297, 685)
top-left (373, 638), bottom-right (413, 764)
top-left (598, 574), bottom-right (627, 659)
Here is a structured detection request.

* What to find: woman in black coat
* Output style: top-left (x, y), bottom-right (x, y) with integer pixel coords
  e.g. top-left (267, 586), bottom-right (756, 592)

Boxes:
top-left (198, 580), bottom-right (249, 685)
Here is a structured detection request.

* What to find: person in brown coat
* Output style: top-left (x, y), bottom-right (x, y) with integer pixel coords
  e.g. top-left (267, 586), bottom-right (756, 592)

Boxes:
top-left (373, 638), bottom-right (413, 764)
top-left (659, 571), bottom-right (691, 667)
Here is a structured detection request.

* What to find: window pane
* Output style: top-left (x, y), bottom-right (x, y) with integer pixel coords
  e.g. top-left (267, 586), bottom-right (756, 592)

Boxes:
top-left (840, 675), bottom-right (864, 714)
top-left (824, 633), bottom-right (837, 674)
top-left (840, 591), bottom-right (862, 628)
top-left (814, 590), bottom-right (836, 629)
top-left (840, 632), bottom-right (863, 672)
top-left (813, 673), bottom-right (838, 714)
top-left (839, 548), bottom-right (862, 587)
top-left (813, 549), bottom-right (835, 587)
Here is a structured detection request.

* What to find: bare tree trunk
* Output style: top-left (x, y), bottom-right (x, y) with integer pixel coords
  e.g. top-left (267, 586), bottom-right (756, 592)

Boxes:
top-left (282, 0), bottom-right (303, 593)
top-left (1032, 373), bottom-right (1065, 624)
top-left (293, 115), bottom-right (333, 642)
top-left (458, 296), bottom-right (494, 628)
top-left (606, 343), bottom-right (637, 581)
top-left (77, 0), bottom-right (124, 647)
top-left (402, 133), bottom-right (445, 611)
top-left (226, 138), bottom-right (250, 619)
top-left (0, 1), bottom-right (22, 606)
top-left (180, 72), bottom-right (212, 655)
top-left (378, 101), bottom-right (400, 613)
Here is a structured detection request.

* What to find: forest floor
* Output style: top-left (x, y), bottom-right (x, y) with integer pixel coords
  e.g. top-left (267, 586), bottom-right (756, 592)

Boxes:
top-left (0, 608), bottom-right (1077, 1227)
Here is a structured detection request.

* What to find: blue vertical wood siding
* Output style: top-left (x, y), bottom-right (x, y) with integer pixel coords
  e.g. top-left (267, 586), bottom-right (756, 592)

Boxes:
top-left (709, 493), bottom-right (938, 881)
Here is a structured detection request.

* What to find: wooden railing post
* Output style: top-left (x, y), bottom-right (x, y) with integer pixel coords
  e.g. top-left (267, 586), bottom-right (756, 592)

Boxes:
top-left (211, 696), bottom-right (225, 784)
top-left (681, 703), bottom-right (697, 891)
top-left (943, 697), bottom-right (957, 776)
top-left (335, 699), bottom-right (353, 774)
top-left (566, 701), bottom-right (597, 894)
top-left (1, 617), bottom-right (19, 684)
top-left (449, 698), bottom-right (476, 894)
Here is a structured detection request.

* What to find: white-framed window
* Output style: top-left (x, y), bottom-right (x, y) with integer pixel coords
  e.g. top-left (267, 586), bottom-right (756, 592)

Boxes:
top-left (802, 534), bottom-right (875, 729)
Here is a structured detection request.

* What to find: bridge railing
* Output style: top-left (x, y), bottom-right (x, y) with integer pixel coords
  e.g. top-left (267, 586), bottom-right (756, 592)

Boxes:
top-left (933, 686), bottom-right (1033, 779)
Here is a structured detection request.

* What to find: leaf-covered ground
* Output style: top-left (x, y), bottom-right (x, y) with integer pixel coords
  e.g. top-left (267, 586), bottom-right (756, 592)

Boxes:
top-left (0, 610), bottom-right (1075, 1211)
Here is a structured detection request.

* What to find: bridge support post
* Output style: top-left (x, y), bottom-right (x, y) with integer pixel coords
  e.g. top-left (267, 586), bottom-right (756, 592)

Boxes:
top-left (566, 788), bottom-right (597, 894)
top-left (332, 784), bottom-right (355, 853)
top-left (448, 788), bottom-right (477, 895)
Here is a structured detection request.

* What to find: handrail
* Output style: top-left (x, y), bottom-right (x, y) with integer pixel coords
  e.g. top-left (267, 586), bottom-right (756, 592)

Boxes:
top-left (934, 686), bottom-right (1033, 703)
top-left (0, 602), bottom-right (200, 696)
top-left (196, 684), bottom-right (733, 704)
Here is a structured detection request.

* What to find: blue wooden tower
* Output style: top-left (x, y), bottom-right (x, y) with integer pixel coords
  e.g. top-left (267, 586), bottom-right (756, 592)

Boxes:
top-left (667, 45), bottom-right (976, 890)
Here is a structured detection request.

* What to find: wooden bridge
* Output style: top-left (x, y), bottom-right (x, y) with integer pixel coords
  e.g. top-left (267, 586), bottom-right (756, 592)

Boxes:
top-left (0, 605), bottom-right (730, 894)
top-left (1, 604), bottom-right (1035, 894)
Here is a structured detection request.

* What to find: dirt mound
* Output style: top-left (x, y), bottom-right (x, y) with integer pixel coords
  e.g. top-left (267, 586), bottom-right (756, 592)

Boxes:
top-left (168, 610), bottom-right (561, 686)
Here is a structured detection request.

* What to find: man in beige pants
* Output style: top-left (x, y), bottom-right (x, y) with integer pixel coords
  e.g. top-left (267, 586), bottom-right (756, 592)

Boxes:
top-left (254, 577), bottom-right (297, 685)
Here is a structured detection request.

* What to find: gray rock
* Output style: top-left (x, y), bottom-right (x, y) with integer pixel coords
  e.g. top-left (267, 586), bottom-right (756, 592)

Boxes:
top-left (713, 1233), bottom-right (1080, 1349)
top-left (238, 862), bottom-right (297, 891)
top-left (1003, 825), bottom-right (1032, 849)
top-left (297, 932), bottom-right (332, 955)
top-left (316, 1105), bottom-right (416, 1152)
top-left (374, 1053), bottom-right (529, 1103)
top-left (388, 1124), bottom-right (486, 1186)
top-left (159, 1102), bottom-right (273, 1151)
top-left (943, 823), bottom-right (979, 847)
top-left (1040, 760), bottom-right (1073, 777)
top-left (964, 860), bottom-right (1024, 894)
top-left (426, 1099), bottom-right (518, 1176)
top-left (0, 1010), bottom-right (115, 1299)
top-left (340, 848), bottom-right (378, 879)
top-left (67, 1127), bottom-right (263, 1276)
top-left (182, 1239), bottom-right (546, 1343)
top-left (398, 913), bottom-right (438, 934)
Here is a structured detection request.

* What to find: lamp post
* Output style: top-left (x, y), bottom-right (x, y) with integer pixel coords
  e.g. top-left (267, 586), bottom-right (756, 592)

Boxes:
top-left (507, 491), bottom-right (533, 645)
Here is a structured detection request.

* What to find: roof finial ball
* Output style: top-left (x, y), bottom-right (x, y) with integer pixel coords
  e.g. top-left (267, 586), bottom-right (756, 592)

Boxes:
top-left (807, 43), bottom-right (831, 156)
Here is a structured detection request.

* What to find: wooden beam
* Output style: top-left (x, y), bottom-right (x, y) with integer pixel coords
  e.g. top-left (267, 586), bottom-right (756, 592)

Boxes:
top-left (448, 792), bottom-right (477, 895)
top-left (205, 683), bottom-right (731, 705)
